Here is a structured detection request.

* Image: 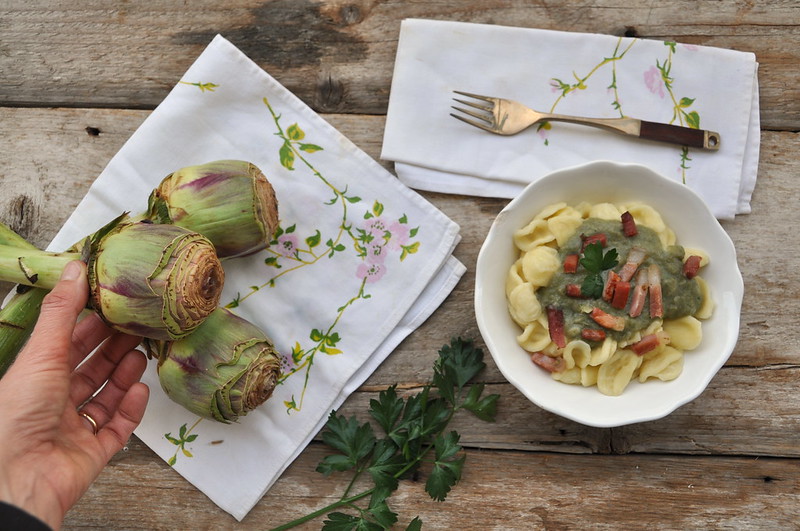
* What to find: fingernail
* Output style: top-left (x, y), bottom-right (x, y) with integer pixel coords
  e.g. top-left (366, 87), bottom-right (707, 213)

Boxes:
top-left (61, 260), bottom-right (83, 281)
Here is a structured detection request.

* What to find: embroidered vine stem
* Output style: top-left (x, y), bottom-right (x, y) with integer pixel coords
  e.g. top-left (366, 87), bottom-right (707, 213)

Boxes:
top-left (548, 36), bottom-right (637, 113)
top-left (280, 278), bottom-right (368, 412)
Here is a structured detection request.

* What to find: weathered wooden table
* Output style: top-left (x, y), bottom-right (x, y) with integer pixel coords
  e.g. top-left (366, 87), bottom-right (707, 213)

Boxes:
top-left (2, 2), bottom-right (798, 529)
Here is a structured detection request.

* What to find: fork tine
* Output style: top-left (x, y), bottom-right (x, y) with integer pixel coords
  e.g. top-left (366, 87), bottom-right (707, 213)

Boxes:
top-left (452, 97), bottom-right (493, 112)
top-left (453, 90), bottom-right (494, 102)
top-left (450, 112), bottom-right (495, 133)
top-left (451, 105), bottom-right (492, 124)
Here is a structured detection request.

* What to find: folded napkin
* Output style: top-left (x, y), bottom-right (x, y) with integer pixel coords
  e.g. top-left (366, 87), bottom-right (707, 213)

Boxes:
top-left (48, 35), bottom-right (464, 521)
top-left (381, 19), bottom-right (760, 220)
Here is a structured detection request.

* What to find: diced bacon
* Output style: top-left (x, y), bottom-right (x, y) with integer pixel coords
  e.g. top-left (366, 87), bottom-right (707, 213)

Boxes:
top-left (590, 307), bottom-right (626, 331)
top-left (629, 269), bottom-right (649, 318)
top-left (631, 331), bottom-right (671, 356)
top-left (621, 211), bottom-right (638, 237)
top-left (531, 351), bottom-right (566, 373)
top-left (611, 280), bottom-right (631, 310)
top-left (563, 254), bottom-right (579, 274)
top-left (581, 232), bottom-right (608, 251)
top-left (619, 246), bottom-right (648, 282)
top-left (683, 255), bottom-right (702, 279)
top-left (546, 306), bottom-right (567, 348)
top-left (565, 284), bottom-right (584, 298)
top-left (581, 328), bottom-right (606, 342)
top-left (631, 334), bottom-right (659, 355)
top-left (648, 264), bottom-right (663, 318)
top-left (602, 270), bottom-right (621, 302)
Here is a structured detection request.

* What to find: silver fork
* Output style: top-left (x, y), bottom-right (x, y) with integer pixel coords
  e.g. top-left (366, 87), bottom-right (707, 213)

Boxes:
top-left (450, 91), bottom-right (721, 151)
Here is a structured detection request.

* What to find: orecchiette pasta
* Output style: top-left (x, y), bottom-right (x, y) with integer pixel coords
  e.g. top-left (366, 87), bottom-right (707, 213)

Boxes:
top-left (508, 201), bottom-right (713, 396)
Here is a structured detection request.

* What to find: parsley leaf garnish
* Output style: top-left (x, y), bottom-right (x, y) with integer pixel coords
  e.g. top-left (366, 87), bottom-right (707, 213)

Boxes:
top-left (579, 241), bottom-right (619, 298)
top-left (271, 338), bottom-right (499, 531)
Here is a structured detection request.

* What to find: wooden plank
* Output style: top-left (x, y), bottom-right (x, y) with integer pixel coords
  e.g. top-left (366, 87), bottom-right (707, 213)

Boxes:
top-left (0, 1), bottom-right (797, 129)
top-left (1, 106), bottom-right (799, 374)
top-left (62, 442), bottom-right (800, 529)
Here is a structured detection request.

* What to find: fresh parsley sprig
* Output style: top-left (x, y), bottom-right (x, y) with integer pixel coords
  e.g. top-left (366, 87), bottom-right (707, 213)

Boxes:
top-left (270, 338), bottom-right (500, 531)
top-left (579, 241), bottom-right (619, 298)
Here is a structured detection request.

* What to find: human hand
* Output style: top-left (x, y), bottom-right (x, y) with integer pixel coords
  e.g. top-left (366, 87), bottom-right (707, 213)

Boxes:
top-left (0, 260), bottom-right (149, 530)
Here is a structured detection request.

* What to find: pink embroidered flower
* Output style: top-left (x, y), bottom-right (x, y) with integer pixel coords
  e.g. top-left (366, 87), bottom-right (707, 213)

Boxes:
top-left (387, 221), bottom-right (410, 251)
top-left (363, 217), bottom-right (388, 237)
top-left (356, 262), bottom-right (386, 283)
top-left (680, 43), bottom-right (700, 52)
top-left (644, 66), bottom-right (665, 98)
top-left (277, 233), bottom-right (299, 257)
top-left (364, 240), bottom-right (387, 264)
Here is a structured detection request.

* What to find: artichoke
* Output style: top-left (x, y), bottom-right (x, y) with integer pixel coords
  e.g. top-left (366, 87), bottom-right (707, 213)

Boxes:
top-left (0, 221), bottom-right (224, 341)
top-left (87, 221), bottom-right (225, 340)
top-left (146, 160), bottom-right (280, 258)
top-left (145, 307), bottom-right (282, 423)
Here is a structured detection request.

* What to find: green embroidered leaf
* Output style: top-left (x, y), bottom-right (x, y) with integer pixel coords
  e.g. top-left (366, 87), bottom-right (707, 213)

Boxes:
top-left (345, 195), bottom-right (362, 203)
top-left (168, 455), bottom-right (177, 466)
top-left (310, 328), bottom-right (324, 342)
top-left (164, 434), bottom-right (180, 445)
top-left (279, 143), bottom-right (295, 170)
top-left (182, 448), bottom-right (193, 458)
top-left (306, 230), bottom-right (321, 248)
top-left (372, 201), bottom-right (384, 217)
top-left (186, 434), bottom-right (198, 443)
top-left (322, 345), bottom-right (343, 355)
top-left (679, 97), bottom-right (695, 108)
top-left (292, 342), bottom-right (304, 363)
top-left (286, 123), bottom-right (305, 140)
top-left (686, 111), bottom-right (701, 129)
top-left (399, 214), bottom-right (408, 224)
top-left (400, 241), bottom-right (420, 261)
top-left (409, 227), bottom-right (419, 238)
top-left (299, 143), bottom-right (323, 153)
top-left (285, 224), bottom-right (296, 233)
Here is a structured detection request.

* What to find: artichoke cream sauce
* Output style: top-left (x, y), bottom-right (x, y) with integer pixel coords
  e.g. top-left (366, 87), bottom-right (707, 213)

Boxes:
top-left (537, 218), bottom-right (702, 343)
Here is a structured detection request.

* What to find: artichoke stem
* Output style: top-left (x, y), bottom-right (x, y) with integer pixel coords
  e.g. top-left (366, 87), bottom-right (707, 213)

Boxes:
top-left (0, 245), bottom-right (82, 289)
top-left (0, 222), bottom-right (47, 378)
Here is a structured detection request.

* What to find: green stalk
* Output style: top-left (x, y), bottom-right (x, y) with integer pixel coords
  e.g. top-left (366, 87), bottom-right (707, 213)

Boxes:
top-left (0, 223), bottom-right (48, 376)
top-left (0, 244), bottom-right (81, 289)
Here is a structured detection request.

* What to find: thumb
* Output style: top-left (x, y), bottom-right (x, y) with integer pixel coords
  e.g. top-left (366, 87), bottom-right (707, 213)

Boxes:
top-left (20, 260), bottom-right (89, 368)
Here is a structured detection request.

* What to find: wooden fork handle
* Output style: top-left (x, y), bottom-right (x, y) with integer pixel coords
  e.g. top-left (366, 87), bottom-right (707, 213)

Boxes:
top-left (638, 120), bottom-right (721, 151)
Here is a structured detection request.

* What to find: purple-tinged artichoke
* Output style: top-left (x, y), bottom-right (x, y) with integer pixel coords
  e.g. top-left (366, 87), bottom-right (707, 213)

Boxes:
top-left (146, 160), bottom-right (279, 259)
top-left (88, 221), bottom-right (224, 340)
top-left (144, 307), bottom-right (282, 423)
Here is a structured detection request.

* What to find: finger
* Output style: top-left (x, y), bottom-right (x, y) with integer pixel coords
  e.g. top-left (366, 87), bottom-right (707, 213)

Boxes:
top-left (70, 333), bottom-right (144, 407)
top-left (69, 312), bottom-right (115, 370)
top-left (77, 348), bottom-right (147, 429)
top-left (16, 261), bottom-right (89, 371)
top-left (96, 381), bottom-right (150, 460)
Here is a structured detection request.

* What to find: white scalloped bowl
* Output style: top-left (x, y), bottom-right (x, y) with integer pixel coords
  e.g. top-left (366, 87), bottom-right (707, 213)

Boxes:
top-left (474, 161), bottom-right (743, 427)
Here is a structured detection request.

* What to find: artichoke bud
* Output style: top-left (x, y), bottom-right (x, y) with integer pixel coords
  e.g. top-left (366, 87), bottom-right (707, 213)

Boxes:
top-left (145, 307), bottom-right (282, 423)
top-left (88, 222), bottom-right (224, 340)
top-left (147, 160), bottom-right (280, 259)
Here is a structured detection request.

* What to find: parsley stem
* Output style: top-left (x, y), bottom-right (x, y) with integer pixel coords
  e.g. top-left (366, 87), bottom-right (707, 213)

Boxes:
top-left (269, 488), bottom-right (374, 531)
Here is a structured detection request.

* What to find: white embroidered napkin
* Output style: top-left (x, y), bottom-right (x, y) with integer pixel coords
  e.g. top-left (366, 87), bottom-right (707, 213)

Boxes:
top-left (381, 19), bottom-right (760, 220)
top-left (47, 35), bottom-right (464, 521)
